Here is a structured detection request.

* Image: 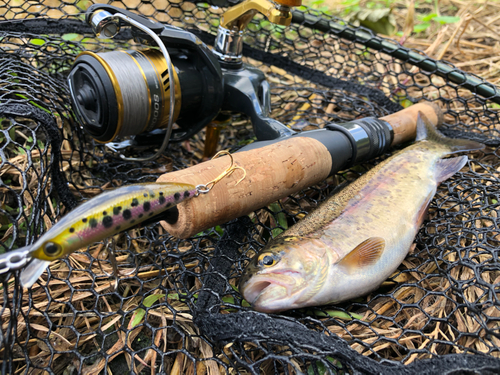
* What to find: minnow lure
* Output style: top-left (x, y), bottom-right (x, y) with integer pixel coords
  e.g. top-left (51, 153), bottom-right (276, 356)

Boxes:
top-left (0, 151), bottom-right (244, 288)
top-left (20, 182), bottom-right (197, 287)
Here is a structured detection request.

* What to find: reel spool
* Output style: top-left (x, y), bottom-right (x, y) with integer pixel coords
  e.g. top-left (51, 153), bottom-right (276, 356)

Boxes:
top-left (68, 49), bottom-right (182, 143)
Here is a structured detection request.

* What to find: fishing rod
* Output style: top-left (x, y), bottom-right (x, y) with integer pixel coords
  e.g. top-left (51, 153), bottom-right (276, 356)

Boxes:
top-left (65, 2), bottom-right (444, 238)
top-left (157, 102), bottom-right (442, 238)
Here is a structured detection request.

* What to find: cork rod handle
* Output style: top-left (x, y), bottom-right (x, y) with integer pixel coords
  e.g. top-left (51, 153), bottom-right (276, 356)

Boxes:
top-left (157, 102), bottom-right (442, 238)
top-left (383, 102), bottom-right (443, 146)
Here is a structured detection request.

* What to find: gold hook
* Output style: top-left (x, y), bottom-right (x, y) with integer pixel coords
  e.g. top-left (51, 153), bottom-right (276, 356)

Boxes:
top-left (196, 150), bottom-right (246, 195)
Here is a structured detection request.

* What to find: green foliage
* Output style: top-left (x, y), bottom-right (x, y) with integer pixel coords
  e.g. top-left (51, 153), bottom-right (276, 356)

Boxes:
top-left (340, 0), bottom-right (361, 16)
top-left (168, 287), bottom-right (251, 310)
top-left (307, 356), bottom-right (343, 375)
top-left (269, 202), bottom-right (288, 237)
top-left (8, 126), bottom-right (15, 142)
top-left (61, 33), bottom-right (80, 41)
top-left (302, 0), bottom-right (333, 14)
top-left (30, 39), bottom-right (46, 46)
top-left (237, 137), bottom-right (256, 146)
top-left (194, 224), bottom-right (225, 238)
top-left (303, 0), bottom-right (461, 38)
top-left (15, 93), bottom-right (52, 114)
top-left (214, 225), bottom-right (224, 236)
top-left (413, 22), bottom-right (431, 33)
top-left (421, 13), bottom-right (438, 22)
top-left (433, 16), bottom-right (461, 24)
top-left (413, 12), bottom-right (460, 34)
top-left (129, 294), bottom-right (165, 328)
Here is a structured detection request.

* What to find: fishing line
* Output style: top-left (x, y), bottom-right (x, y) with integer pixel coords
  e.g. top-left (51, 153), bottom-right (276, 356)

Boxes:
top-left (96, 51), bottom-right (151, 138)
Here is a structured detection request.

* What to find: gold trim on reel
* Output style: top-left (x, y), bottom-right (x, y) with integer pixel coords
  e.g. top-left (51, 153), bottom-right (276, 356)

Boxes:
top-left (76, 50), bottom-right (181, 143)
top-left (140, 49), bottom-right (182, 131)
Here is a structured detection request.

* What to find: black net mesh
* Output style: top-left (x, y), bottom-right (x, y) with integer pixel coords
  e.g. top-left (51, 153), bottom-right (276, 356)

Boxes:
top-left (1, 0), bottom-right (500, 374)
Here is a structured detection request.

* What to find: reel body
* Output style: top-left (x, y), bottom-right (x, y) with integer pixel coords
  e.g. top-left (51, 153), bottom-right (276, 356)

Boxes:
top-left (69, 48), bottom-right (224, 143)
top-left (68, 6), bottom-right (225, 149)
top-left (69, 49), bottom-right (181, 143)
top-left (67, 4), bottom-right (295, 158)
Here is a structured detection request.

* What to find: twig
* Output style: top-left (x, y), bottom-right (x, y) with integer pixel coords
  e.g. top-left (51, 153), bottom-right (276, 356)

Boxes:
top-left (456, 15), bottom-right (473, 55)
top-left (437, 17), bottom-right (470, 60)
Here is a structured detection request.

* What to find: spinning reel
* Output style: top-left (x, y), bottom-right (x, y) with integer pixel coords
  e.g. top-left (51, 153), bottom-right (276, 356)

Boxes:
top-left (68, 1), bottom-right (300, 161)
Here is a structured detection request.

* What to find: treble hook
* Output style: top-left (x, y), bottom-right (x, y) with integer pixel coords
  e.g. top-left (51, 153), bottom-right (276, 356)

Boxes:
top-left (196, 150), bottom-right (246, 195)
top-left (96, 238), bottom-right (120, 290)
top-left (97, 237), bottom-right (138, 291)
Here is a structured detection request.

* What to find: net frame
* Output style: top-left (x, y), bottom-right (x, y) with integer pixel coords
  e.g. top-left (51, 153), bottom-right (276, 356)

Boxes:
top-left (0, 0), bottom-right (500, 373)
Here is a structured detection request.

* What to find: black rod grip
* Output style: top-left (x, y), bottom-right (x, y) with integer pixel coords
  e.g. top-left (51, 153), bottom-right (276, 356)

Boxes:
top-left (238, 117), bottom-right (394, 175)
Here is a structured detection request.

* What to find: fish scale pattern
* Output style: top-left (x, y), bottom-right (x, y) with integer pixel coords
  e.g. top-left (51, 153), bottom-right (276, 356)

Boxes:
top-left (1, 0), bottom-right (500, 373)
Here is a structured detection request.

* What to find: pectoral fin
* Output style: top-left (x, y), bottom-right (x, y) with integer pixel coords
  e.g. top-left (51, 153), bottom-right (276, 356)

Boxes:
top-left (337, 237), bottom-right (385, 272)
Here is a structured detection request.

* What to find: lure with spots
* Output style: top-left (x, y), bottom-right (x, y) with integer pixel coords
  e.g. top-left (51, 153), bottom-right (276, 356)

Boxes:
top-left (20, 182), bottom-right (197, 287)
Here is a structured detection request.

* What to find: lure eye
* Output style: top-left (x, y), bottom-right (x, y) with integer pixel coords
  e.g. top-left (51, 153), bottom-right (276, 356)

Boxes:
top-left (43, 242), bottom-right (62, 257)
top-left (258, 253), bottom-right (277, 267)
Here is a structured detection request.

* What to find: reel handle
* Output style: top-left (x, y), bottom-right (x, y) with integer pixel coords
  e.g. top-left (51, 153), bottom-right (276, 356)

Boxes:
top-left (157, 102), bottom-right (442, 238)
top-left (86, 4), bottom-right (166, 33)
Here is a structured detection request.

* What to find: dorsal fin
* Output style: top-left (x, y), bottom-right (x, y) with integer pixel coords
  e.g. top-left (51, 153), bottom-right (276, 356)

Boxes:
top-left (283, 182), bottom-right (358, 237)
top-left (415, 112), bottom-right (484, 154)
top-left (337, 237), bottom-right (385, 273)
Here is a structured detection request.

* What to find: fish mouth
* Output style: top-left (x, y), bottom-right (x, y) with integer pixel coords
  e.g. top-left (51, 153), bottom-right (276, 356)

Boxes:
top-left (241, 271), bottom-right (303, 312)
top-left (243, 280), bottom-right (273, 305)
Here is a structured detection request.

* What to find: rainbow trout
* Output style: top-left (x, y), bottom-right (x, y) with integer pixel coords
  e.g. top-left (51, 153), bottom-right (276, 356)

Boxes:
top-left (239, 113), bottom-right (484, 313)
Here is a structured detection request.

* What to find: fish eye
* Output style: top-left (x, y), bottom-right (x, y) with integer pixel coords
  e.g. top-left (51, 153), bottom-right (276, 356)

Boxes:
top-left (43, 242), bottom-right (62, 257)
top-left (258, 253), bottom-right (277, 267)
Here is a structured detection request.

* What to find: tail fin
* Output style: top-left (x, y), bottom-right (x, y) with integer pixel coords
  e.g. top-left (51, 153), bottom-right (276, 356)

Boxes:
top-left (20, 258), bottom-right (50, 288)
top-left (416, 112), bottom-right (485, 154)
